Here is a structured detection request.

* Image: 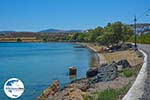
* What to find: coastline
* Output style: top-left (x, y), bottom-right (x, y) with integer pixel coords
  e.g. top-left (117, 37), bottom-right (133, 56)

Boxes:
top-left (85, 44), bottom-right (107, 66)
top-left (76, 42), bottom-right (107, 66)
top-left (37, 43), bottom-right (107, 100)
top-left (37, 43), bottom-right (144, 100)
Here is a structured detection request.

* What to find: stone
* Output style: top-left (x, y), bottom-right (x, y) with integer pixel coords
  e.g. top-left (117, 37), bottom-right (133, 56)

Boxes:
top-left (119, 43), bottom-right (133, 50)
top-left (88, 64), bottom-right (117, 84)
top-left (61, 84), bottom-right (85, 100)
top-left (117, 59), bottom-right (131, 69)
top-left (126, 43), bottom-right (133, 48)
top-left (86, 67), bottom-right (98, 78)
top-left (117, 65), bottom-right (123, 71)
top-left (70, 78), bottom-right (90, 92)
top-left (37, 80), bottom-right (59, 100)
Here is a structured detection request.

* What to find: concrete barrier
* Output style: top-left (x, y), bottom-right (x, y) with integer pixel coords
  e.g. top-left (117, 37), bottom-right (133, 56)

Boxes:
top-left (122, 50), bottom-right (148, 100)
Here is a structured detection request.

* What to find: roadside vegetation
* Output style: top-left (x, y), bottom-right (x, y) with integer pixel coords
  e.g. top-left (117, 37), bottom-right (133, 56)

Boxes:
top-left (65, 22), bottom-right (133, 48)
top-left (129, 32), bottom-right (150, 44)
top-left (83, 83), bottom-right (131, 100)
top-left (83, 64), bottom-right (142, 100)
top-left (119, 64), bottom-right (142, 78)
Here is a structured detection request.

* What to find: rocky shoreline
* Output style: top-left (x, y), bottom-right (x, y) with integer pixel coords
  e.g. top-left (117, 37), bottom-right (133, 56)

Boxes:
top-left (37, 43), bottom-right (144, 100)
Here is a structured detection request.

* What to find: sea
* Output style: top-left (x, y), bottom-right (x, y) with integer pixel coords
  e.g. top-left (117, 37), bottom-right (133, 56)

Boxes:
top-left (0, 42), bottom-right (98, 100)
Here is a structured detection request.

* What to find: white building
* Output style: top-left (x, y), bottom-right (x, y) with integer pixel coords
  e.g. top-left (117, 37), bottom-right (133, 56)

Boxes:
top-left (131, 23), bottom-right (150, 35)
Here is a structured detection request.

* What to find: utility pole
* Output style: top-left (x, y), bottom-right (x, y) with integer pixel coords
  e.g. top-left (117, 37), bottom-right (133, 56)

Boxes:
top-left (134, 16), bottom-right (137, 50)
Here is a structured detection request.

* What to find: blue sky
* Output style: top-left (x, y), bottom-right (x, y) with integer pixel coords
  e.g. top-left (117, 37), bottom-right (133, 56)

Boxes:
top-left (0, 0), bottom-right (149, 32)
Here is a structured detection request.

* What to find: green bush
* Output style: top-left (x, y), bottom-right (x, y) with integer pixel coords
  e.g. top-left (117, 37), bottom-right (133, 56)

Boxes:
top-left (97, 89), bottom-right (118, 100)
top-left (122, 69), bottom-right (134, 77)
top-left (17, 38), bottom-right (22, 42)
top-left (129, 32), bottom-right (150, 44)
top-left (84, 84), bottom-right (131, 100)
top-left (83, 95), bottom-right (94, 100)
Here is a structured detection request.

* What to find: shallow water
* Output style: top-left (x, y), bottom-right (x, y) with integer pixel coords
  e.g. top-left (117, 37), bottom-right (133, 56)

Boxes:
top-left (0, 42), bottom-right (97, 100)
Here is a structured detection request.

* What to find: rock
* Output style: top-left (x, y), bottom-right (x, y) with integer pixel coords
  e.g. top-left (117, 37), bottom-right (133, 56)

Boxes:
top-left (108, 43), bottom-right (133, 51)
top-left (70, 78), bottom-right (90, 92)
top-left (126, 43), bottom-right (133, 48)
top-left (37, 80), bottom-right (59, 100)
top-left (121, 44), bottom-right (129, 50)
top-left (86, 67), bottom-right (98, 78)
top-left (117, 65), bottom-right (123, 71)
top-left (118, 43), bottom-right (133, 51)
top-left (74, 45), bottom-right (86, 48)
top-left (97, 47), bottom-right (104, 53)
top-left (88, 64), bottom-right (117, 84)
top-left (86, 64), bottom-right (108, 78)
top-left (100, 63), bottom-right (108, 67)
top-left (117, 59), bottom-right (131, 69)
top-left (108, 49), bottom-right (113, 53)
top-left (61, 84), bottom-right (85, 100)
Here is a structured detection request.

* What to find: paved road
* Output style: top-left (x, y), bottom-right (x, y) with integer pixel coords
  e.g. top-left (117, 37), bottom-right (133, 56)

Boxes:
top-left (138, 44), bottom-right (150, 100)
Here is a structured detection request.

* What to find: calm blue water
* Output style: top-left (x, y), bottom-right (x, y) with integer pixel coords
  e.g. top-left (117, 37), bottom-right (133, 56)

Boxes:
top-left (0, 43), bottom-right (93, 100)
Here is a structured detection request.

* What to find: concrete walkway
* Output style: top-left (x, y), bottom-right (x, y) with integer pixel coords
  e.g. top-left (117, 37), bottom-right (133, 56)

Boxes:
top-left (138, 44), bottom-right (150, 100)
top-left (123, 44), bottom-right (150, 100)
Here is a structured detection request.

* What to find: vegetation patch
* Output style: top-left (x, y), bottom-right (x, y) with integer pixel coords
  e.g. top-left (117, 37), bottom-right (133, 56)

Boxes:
top-left (83, 83), bottom-right (131, 100)
top-left (119, 64), bottom-right (141, 78)
top-left (129, 32), bottom-right (150, 44)
top-left (122, 69), bottom-right (134, 77)
top-left (84, 64), bottom-right (142, 100)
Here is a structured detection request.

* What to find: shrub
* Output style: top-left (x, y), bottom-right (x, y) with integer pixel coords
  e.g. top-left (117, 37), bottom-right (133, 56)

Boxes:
top-left (84, 83), bottom-right (131, 100)
top-left (17, 38), bottom-right (22, 42)
top-left (122, 69), bottom-right (134, 77)
top-left (97, 89), bottom-right (118, 100)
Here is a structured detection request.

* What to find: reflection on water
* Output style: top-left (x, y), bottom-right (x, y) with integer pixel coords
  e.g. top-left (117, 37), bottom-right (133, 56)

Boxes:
top-left (90, 52), bottom-right (100, 67)
top-left (69, 75), bottom-right (77, 79)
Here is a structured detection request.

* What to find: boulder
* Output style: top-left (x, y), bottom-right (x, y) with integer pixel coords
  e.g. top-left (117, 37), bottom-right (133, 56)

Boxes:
top-left (126, 43), bottom-right (133, 48)
top-left (118, 43), bottom-right (133, 50)
top-left (117, 65), bottom-right (124, 71)
top-left (86, 67), bottom-right (98, 78)
top-left (70, 78), bottom-right (90, 92)
top-left (37, 80), bottom-right (59, 100)
top-left (88, 64), bottom-right (117, 84)
top-left (117, 59), bottom-right (131, 69)
top-left (62, 84), bottom-right (85, 100)
top-left (86, 64), bottom-right (108, 78)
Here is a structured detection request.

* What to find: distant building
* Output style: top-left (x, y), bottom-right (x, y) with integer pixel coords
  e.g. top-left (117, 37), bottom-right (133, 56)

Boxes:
top-left (131, 23), bottom-right (150, 35)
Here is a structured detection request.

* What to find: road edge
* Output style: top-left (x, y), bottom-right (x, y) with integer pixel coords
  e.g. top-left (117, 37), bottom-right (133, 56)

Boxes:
top-left (122, 50), bottom-right (148, 100)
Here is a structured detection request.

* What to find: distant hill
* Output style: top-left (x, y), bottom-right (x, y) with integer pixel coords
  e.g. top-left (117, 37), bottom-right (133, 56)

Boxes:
top-left (0, 28), bottom-right (83, 34)
top-left (39, 28), bottom-right (83, 33)
top-left (0, 31), bottom-right (16, 34)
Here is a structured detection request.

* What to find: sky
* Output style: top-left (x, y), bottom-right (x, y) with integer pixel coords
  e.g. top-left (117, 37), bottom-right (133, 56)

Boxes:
top-left (0, 0), bottom-right (149, 32)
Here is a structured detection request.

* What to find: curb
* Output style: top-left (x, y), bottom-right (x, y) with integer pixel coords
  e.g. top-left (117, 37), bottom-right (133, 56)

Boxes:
top-left (122, 50), bottom-right (148, 100)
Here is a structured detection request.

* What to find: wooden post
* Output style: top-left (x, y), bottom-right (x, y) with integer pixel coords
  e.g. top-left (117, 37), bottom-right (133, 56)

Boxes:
top-left (69, 66), bottom-right (77, 76)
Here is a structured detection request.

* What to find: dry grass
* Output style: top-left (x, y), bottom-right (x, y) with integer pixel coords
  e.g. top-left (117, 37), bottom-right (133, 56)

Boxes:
top-left (0, 37), bottom-right (42, 42)
top-left (103, 50), bottom-right (143, 66)
top-left (77, 43), bottom-right (143, 67)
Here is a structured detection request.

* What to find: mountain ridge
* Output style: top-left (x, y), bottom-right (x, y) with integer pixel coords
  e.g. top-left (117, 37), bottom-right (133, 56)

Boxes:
top-left (39, 28), bottom-right (83, 33)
